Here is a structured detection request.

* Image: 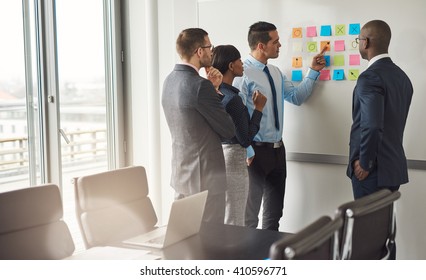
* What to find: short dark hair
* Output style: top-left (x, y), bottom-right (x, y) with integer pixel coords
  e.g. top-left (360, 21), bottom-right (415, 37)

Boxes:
top-left (248, 21), bottom-right (277, 50)
top-left (211, 45), bottom-right (241, 75)
top-left (176, 28), bottom-right (208, 60)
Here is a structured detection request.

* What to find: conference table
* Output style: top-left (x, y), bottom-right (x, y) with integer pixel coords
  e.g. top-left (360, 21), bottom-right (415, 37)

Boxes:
top-left (125, 222), bottom-right (291, 260)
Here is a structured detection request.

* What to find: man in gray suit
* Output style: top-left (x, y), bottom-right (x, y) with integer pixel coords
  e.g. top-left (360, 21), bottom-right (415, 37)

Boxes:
top-left (162, 28), bottom-right (235, 224)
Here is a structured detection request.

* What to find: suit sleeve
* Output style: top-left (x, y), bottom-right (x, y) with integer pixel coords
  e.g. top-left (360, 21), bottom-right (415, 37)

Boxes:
top-left (197, 80), bottom-right (235, 139)
top-left (357, 71), bottom-right (385, 171)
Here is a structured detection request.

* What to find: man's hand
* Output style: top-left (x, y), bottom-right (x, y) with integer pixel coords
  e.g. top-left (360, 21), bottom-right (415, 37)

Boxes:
top-left (205, 66), bottom-right (223, 91)
top-left (353, 159), bottom-right (369, 181)
top-left (252, 90), bottom-right (267, 112)
top-left (310, 45), bottom-right (327, 72)
top-left (246, 156), bottom-right (254, 166)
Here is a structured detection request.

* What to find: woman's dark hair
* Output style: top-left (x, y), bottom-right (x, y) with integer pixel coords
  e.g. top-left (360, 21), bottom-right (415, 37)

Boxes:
top-left (211, 45), bottom-right (241, 75)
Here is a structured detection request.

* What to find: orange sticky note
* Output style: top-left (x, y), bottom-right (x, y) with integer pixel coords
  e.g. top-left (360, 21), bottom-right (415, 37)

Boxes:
top-left (292, 27), bottom-right (303, 38)
top-left (292, 57), bottom-right (303, 68)
top-left (320, 41), bottom-right (331, 52)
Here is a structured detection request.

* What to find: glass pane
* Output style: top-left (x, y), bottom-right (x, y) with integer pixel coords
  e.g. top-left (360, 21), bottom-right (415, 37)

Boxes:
top-left (56, 0), bottom-right (109, 252)
top-left (0, 1), bottom-right (41, 192)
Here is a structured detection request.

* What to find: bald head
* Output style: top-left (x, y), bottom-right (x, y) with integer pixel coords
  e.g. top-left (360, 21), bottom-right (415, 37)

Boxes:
top-left (361, 20), bottom-right (392, 54)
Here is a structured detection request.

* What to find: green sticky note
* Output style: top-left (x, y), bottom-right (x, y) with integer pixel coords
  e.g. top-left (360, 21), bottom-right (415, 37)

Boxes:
top-left (335, 24), bottom-right (346, 36)
top-left (306, 41), bottom-right (318, 52)
top-left (348, 69), bottom-right (360, 81)
top-left (333, 55), bottom-right (345, 66)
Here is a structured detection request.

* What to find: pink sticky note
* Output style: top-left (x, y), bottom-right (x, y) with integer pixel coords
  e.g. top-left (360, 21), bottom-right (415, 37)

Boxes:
top-left (306, 26), bottom-right (317, 37)
top-left (334, 40), bottom-right (345, 51)
top-left (319, 70), bottom-right (331, 81)
top-left (349, 54), bottom-right (361, 65)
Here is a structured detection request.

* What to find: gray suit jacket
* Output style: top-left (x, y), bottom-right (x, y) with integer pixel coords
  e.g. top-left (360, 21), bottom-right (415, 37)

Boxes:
top-left (162, 64), bottom-right (235, 195)
top-left (347, 57), bottom-right (413, 186)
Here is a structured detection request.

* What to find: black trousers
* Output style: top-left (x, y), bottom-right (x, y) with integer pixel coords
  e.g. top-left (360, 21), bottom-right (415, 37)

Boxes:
top-left (245, 144), bottom-right (286, 231)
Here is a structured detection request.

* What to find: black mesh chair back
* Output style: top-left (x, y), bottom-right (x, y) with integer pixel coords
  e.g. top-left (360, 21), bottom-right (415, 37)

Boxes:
top-left (269, 216), bottom-right (343, 260)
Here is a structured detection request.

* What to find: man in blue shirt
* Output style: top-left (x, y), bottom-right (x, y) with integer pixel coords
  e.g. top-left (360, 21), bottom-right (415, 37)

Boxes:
top-left (234, 21), bottom-right (326, 230)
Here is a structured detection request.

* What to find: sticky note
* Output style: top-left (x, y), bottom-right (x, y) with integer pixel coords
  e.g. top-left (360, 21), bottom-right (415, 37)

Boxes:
top-left (320, 25), bottom-right (332, 36)
top-left (348, 69), bottom-right (360, 81)
top-left (349, 23), bottom-right (361, 35)
top-left (292, 70), bottom-right (303, 81)
top-left (324, 55), bottom-right (331, 67)
top-left (333, 69), bottom-right (345, 80)
top-left (350, 39), bottom-right (359, 50)
top-left (333, 55), bottom-right (345, 66)
top-left (334, 40), bottom-right (345, 51)
top-left (335, 24), bottom-right (346, 36)
top-left (306, 26), bottom-right (317, 37)
top-left (292, 57), bottom-right (303, 68)
top-left (320, 41), bottom-right (331, 52)
top-left (319, 70), bottom-right (331, 81)
top-left (349, 54), bottom-right (361, 65)
top-left (292, 41), bottom-right (303, 52)
top-left (306, 41), bottom-right (318, 52)
top-left (292, 27), bottom-right (303, 38)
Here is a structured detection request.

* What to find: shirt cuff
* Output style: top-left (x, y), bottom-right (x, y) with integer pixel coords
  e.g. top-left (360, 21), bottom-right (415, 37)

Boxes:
top-left (307, 68), bottom-right (320, 80)
top-left (246, 145), bottom-right (255, 159)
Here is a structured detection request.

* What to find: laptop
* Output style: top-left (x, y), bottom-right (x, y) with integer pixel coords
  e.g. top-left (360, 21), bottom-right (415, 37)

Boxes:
top-left (122, 190), bottom-right (208, 249)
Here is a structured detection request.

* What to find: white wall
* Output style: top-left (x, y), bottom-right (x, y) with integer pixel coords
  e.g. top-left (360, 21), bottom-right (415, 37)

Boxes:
top-left (123, 0), bottom-right (426, 259)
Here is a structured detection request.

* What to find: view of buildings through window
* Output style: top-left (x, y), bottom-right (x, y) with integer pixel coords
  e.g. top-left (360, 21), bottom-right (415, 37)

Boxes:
top-left (0, 0), bottom-right (112, 252)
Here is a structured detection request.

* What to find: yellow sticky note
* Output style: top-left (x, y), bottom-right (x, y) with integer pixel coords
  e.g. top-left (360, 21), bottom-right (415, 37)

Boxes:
top-left (292, 42), bottom-right (303, 52)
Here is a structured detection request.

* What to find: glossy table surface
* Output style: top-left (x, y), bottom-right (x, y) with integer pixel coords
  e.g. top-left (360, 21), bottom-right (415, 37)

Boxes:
top-left (146, 222), bottom-right (290, 260)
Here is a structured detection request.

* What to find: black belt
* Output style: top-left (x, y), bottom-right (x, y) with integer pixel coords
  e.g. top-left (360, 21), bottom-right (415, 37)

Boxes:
top-left (253, 140), bottom-right (283, 149)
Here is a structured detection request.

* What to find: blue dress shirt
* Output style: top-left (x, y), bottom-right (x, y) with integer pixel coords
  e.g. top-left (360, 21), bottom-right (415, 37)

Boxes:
top-left (233, 55), bottom-right (320, 147)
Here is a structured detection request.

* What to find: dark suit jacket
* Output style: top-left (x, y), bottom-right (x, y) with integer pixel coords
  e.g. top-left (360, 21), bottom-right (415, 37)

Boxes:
top-left (347, 57), bottom-right (413, 186)
top-left (162, 64), bottom-right (235, 195)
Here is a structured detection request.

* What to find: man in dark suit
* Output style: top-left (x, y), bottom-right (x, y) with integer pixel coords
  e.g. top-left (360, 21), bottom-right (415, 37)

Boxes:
top-left (162, 28), bottom-right (235, 224)
top-left (347, 20), bottom-right (413, 260)
top-left (347, 19), bottom-right (413, 199)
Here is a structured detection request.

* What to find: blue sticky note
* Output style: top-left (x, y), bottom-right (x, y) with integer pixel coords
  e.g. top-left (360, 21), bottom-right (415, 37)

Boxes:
top-left (333, 69), bottom-right (345, 80)
top-left (292, 70), bottom-right (303, 81)
top-left (349, 23), bottom-right (361, 35)
top-left (320, 25), bottom-right (332, 36)
top-left (324, 55), bottom-right (331, 67)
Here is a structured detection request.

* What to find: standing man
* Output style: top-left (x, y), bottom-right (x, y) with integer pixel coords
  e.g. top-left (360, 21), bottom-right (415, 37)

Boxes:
top-left (162, 28), bottom-right (235, 224)
top-left (234, 21), bottom-right (326, 230)
top-left (347, 19), bottom-right (413, 199)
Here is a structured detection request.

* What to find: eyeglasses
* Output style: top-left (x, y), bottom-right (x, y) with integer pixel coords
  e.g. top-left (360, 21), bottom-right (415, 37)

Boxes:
top-left (200, 44), bottom-right (214, 51)
top-left (355, 37), bottom-right (367, 44)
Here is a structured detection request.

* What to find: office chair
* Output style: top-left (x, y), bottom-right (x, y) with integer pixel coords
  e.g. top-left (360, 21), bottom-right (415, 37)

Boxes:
top-left (336, 190), bottom-right (401, 260)
top-left (74, 166), bottom-right (158, 248)
top-left (0, 184), bottom-right (75, 259)
top-left (269, 216), bottom-right (343, 260)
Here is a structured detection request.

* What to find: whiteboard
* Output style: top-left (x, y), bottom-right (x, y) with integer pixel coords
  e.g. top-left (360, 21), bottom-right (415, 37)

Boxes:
top-left (198, 0), bottom-right (426, 162)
